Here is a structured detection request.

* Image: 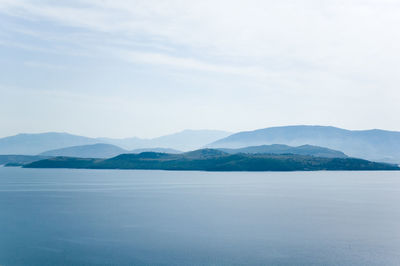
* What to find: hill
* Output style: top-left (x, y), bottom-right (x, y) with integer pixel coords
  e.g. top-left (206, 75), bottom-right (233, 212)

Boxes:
top-left (40, 143), bottom-right (128, 158)
top-left (24, 149), bottom-right (399, 171)
top-left (183, 148), bottom-right (228, 158)
top-left (209, 125), bottom-right (400, 163)
top-left (218, 144), bottom-right (347, 158)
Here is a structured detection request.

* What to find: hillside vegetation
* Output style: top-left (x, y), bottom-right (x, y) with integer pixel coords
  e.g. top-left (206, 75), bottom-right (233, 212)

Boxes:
top-left (25, 149), bottom-right (399, 171)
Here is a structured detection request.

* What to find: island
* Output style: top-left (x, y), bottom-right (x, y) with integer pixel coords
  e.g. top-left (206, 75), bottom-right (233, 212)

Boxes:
top-left (23, 149), bottom-right (400, 171)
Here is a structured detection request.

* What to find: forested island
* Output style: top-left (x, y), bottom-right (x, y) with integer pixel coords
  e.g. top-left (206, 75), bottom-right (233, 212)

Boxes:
top-left (24, 149), bottom-right (399, 171)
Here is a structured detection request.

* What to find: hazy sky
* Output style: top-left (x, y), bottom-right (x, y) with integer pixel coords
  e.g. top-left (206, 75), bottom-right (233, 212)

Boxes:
top-left (1, 0), bottom-right (400, 138)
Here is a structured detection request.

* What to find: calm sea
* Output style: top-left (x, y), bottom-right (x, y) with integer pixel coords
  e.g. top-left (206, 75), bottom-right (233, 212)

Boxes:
top-left (1, 167), bottom-right (400, 265)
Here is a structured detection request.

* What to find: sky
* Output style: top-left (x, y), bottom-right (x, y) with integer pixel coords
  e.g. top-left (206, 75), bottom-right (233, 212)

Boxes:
top-left (0, 0), bottom-right (400, 138)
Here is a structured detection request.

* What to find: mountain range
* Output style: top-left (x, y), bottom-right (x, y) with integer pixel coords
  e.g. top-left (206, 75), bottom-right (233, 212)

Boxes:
top-left (40, 144), bottom-right (182, 158)
top-left (1, 125), bottom-right (400, 164)
top-left (0, 130), bottom-right (230, 155)
top-left (0, 144), bottom-right (349, 166)
top-left (209, 125), bottom-right (400, 163)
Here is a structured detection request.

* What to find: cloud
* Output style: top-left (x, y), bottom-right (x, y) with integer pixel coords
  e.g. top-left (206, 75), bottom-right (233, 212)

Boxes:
top-left (1, 0), bottom-right (399, 83)
top-left (1, 0), bottom-right (400, 136)
top-left (2, 1), bottom-right (400, 68)
top-left (119, 50), bottom-right (273, 77)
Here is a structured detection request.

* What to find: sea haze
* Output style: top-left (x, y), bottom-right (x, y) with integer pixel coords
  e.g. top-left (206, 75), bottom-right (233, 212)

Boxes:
top-left (0, 167), bottom-right (400, 265)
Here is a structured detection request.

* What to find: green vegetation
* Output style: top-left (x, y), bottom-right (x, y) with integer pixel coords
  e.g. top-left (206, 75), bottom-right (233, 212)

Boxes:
top-left (24, 149), bottom-right (400, 171)
top-left (218, 144), bottom-right (347, 158)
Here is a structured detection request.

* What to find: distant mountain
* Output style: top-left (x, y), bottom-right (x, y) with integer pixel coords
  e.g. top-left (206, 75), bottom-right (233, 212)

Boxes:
top-left (218, 144), bottom-right (347, 158)
top-left (0, 132), bottom-right (99, 155)
top-left (40, 143), bottom-right (128, 158)
top-left (102, 129), bottom-right (231, 151)
top-left (0, 129), bottom-right (231, 155)
top-left (145, 130), bottom-right (231, 151)
top-left (209, 125), bottom-right (400, 163)
top-left (97, 137), bottom-right (146, 150)
top-left (131, 148), bottom-right (182, 154)
top-left (24, 149), bottom-right (399, 171)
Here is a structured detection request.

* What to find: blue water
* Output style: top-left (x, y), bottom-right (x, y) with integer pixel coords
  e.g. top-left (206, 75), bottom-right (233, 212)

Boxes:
top-left (0, 167), bottom-right (400, 265)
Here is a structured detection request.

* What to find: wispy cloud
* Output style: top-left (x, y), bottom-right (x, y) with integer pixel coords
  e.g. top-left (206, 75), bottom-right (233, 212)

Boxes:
top-left (1, 0), bottom-right (400, 136)
top-left (120, 50), bottom-right (273, 77)
top-left (2, 0), bottom-right (400, 77)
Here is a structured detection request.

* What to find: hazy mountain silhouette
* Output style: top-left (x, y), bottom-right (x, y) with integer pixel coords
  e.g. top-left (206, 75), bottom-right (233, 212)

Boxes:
top-left (0, 133), bottom-right (99, 155)
top-left (40, 143), bottom-right (128, 158)
top-left (0, 130), bottom-right (231, 155)
top-left (3, 126), bottom-right (400, 163)
top-left (101, 129), bottom-right (231, 150)
top-left (209, 125), bottom-right (400, 163)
